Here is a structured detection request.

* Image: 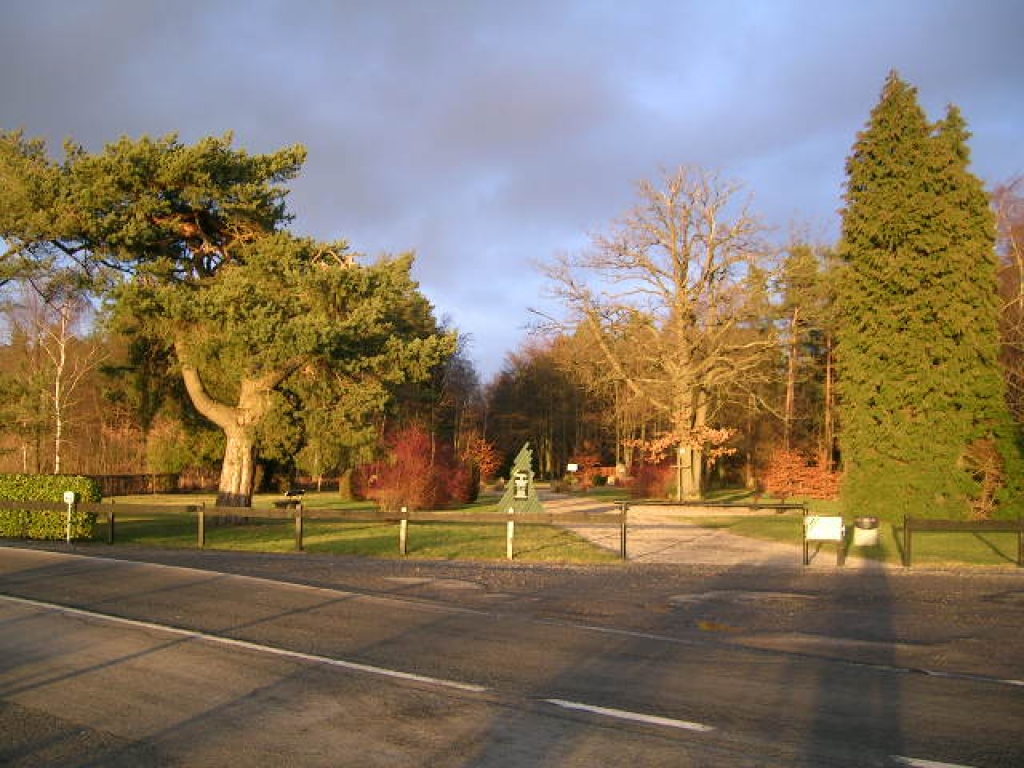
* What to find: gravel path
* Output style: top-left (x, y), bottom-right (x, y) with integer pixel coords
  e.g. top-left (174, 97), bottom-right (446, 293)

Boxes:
top-left (540, 493), bottom-right (889, 569)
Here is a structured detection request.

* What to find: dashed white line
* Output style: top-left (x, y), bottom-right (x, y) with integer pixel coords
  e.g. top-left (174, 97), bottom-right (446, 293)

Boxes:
top-left (8, 549), bottom-right (1024, 691)
top-left (891, 756), bottom-right (977, 768)
top-left (4, 593), bottom-right (719, 738)
top-left (544, 698), bottom-right (715, 733)
top-left (0, 593), bottom-right (488, 694)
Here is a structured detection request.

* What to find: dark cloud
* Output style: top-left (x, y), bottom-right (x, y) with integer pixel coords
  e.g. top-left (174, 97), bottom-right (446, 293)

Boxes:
top-left (3, 0), bottom-right (1022, 377)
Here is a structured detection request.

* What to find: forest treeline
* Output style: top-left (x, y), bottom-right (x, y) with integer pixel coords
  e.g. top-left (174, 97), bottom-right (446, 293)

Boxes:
top-left (1, 72), bottom-right (1022, 518)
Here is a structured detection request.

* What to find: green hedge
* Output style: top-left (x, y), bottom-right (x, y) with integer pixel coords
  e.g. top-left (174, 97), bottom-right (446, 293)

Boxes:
top-left (0, 474), bottom-right (102, 540)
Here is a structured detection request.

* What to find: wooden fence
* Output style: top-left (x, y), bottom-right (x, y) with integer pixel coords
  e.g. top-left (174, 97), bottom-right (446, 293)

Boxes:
top-left (90, 474), bottom-right (180, 496)
top-left (3, 499), bottom-right (628, 560)
top-left (614, 500), bottom-right (808, 513)
top-left (902, 516), bottom-right (1023, 568)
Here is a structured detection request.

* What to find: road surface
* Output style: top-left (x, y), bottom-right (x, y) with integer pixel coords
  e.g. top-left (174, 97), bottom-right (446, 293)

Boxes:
top-left (1, 545), bottom-right (1022, 766)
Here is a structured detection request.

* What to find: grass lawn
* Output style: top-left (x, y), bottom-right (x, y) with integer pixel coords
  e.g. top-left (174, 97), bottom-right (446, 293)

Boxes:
top-left (91, 491), bottom-right (619, 564)
top-left (684, 513), bottom-right (1022, 568)
top-left (83, 488), bottom-right (1020, 568)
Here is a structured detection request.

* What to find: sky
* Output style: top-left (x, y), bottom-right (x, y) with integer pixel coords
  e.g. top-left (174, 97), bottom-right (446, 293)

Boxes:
top-left (2, 0), bottom-right (1022, 379)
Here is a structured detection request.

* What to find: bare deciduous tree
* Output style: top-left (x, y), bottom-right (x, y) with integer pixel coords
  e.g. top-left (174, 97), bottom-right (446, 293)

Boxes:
top-left (542, 166), bottom-right (776, 498)
top-left (11, 282), bottom-right (105, 473)
top-left (995, 177), bottom-right (1024, 423)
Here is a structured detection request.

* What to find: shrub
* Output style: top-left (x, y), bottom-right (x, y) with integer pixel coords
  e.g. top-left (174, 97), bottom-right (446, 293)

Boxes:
top-left (361, 426), bottom-right (478, 511)
top-left (0, 474), bottom-right (101, 540)
top-left (760, 450), bottom-right (841, 501)
top-left (447, 463), bottom-right (480, 505)
top-left (628, 463), bottom-right (675, 499)
top-left (569, 450), bottom-right (603, 490)
top-left (962, 436), bottom-right (1007, 520)
top-left (461, 435), bottom-right (503, 484)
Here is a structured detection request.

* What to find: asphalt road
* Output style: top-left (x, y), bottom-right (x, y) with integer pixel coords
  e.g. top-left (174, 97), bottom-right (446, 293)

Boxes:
top-left (1, 544), bottom-right (1022, 767)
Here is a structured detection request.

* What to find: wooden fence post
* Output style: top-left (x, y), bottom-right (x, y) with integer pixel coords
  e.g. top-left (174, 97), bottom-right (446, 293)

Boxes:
top-left (107, 500), bottom-right (115, 545)
top-left (399, 513), bottom-right (408, 556)
top-left (903, 515), bottom-right (911, 568)
top-left (800, 504), bottom-right (807, 565)
top-left (294, 502), bottom-right (304, 551)
top-left (620, 504), bottom-right (628, 560)
top-left (1017, 517), bottom-right (1023, 568)
top-left (506, 508), bottom-right (515, 560)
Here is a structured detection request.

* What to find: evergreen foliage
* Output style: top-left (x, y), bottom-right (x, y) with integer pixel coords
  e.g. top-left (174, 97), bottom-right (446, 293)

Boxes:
top-left (0, 472), bottom-right (102, 502)
top-left (837, 72), bottom-right (1023, 520)
top-left (0, 132), bottom-right (455, 505)
top-left (777, 243), bottom-right (836, 460)
top-left (0, 473), bottom-right (101, 539)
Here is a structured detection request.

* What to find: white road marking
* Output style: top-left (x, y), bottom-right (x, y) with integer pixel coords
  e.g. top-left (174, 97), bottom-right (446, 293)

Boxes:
top-left (0, 593), bottom-right (488, 694)
top-left (536, 618), bottom-right (1024, 690)
top-left (916, 666), bottom-right (1024, 688)
top-left (544, 698), bottom-right (715, 733)
top-left (891, 756), bottom-right (977, 768)
top-left (8, 550), bottom-right (1024, 689)
top-left (1, 547), bottom-right (490, 617)
top-left (5, 591), bottom-right (716, 738)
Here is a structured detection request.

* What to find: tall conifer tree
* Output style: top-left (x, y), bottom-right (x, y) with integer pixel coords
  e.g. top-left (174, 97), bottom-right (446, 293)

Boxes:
top-left (838, 72), bottom-right (1022, 519)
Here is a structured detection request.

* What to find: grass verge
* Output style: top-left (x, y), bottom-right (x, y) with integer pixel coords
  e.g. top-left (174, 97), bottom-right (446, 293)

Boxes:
top-left (687, 514), bottom-right (1021, 568)
top-left (89, 492), bottom-right (619, 564)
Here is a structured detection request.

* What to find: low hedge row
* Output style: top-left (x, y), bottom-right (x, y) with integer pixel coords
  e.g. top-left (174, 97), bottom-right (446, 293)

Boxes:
top-left (0, 474), bottom-right (102, 540)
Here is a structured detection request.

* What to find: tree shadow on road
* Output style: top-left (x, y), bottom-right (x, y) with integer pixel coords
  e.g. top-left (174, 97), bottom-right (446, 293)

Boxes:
top-left (768, 565), bottom-right (904, 765)
top-left (440, 559), bottom-right (908, 767)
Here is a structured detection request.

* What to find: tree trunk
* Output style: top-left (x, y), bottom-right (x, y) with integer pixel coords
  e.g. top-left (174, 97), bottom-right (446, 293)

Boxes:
top-left (52, 371), bottom-right (63, 475)
top-left (218, 428), bottom-right (257, 507)
top-left (745, 392), bottom-right (756, 489)
top-left (176, 340), bottom-right (295, 509)
top-left (50, 305), bottom-right (69, 475)
top-left (784, 306), bottom-right (799, 452)
top-left (676, 444), bottom-right (701, 500)
top-left (820, 332), bottom-right (835, 471)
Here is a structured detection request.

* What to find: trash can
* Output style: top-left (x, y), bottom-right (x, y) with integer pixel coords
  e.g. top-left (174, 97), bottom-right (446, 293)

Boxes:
top-left (853, 516), bottom-right (880, 547)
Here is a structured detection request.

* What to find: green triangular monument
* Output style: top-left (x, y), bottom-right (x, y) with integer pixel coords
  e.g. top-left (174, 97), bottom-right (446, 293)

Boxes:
top-left (496, 442), bottom-right (544, 514)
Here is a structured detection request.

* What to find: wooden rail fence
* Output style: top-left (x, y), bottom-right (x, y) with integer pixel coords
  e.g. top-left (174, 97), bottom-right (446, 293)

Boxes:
top-left (2, 500), bottom-right (629, 560)
top-left (902, 516), bottom-right (1023, 568)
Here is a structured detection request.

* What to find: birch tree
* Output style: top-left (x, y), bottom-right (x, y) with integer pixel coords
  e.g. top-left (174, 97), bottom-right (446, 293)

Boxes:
top-left (2, 281), bottom-right (104, 473)
top-left (34, 293), bottom-right (105, 474)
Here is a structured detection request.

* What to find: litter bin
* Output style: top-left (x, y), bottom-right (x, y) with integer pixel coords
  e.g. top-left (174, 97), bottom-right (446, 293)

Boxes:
top-left (853, 516), bottom-right (880, 547)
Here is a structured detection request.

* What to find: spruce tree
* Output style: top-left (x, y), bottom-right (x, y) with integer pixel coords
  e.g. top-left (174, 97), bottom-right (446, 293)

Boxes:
top-left (837, 72), bottom-right (1022, 520)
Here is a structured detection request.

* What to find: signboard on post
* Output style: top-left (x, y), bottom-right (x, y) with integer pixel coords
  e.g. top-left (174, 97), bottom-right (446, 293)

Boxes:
top-left (803, 513), bottom-right (846, 566)
top-left (63, 491), bottom-right (78, 544)
top-left (496, 443), bottom-right (544, 515)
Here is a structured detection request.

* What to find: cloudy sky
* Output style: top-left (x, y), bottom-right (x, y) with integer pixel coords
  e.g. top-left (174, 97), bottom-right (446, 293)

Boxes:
top-left (3, 0), bottom-right (1022, 378)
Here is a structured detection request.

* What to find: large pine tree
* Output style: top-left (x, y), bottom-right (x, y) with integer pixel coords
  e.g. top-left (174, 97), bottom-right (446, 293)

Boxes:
top-left (838, 72), bottom-right (1022, 520)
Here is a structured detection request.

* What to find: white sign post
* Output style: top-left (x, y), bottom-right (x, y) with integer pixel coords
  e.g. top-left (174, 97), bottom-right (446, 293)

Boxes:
top-left (63, 491), bottom-right (78, 544)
